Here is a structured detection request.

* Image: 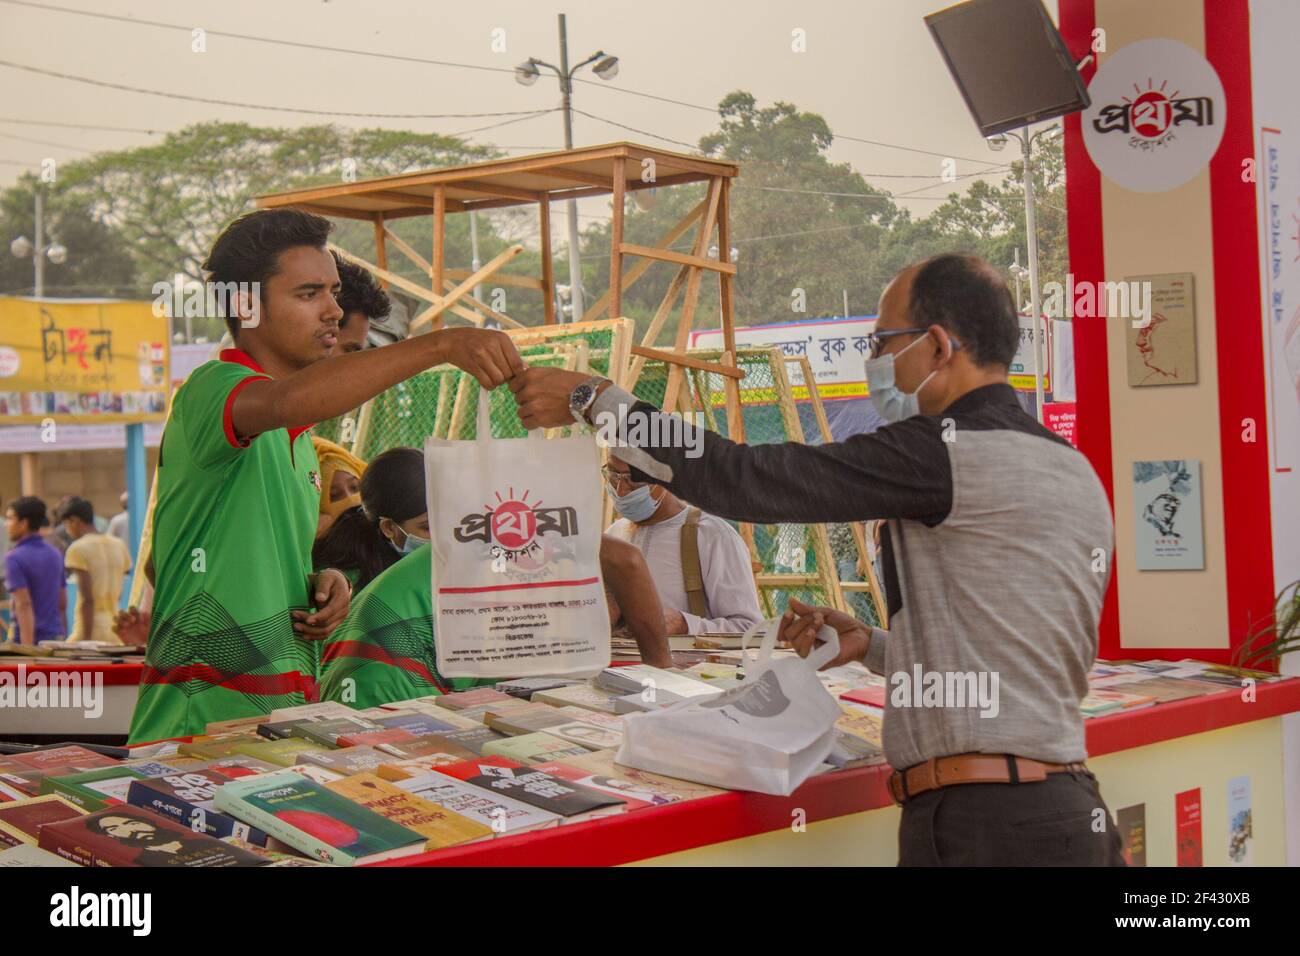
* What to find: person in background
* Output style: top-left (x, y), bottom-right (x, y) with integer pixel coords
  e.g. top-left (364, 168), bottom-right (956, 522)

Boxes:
top-left (56, 497), bottom-right (132, 644)
top-left (107, 492), bottom-right (130, 547)
top-left (4, 496), bottom-right (66, 645)
top-left (331, 252), bottom-right (388, 355)
top-left (313, 446), bottom-right (427, 593)
top-left (604, 454), bottom-right (763, 636)
top-left (312, 437), bottom-right (367, 539)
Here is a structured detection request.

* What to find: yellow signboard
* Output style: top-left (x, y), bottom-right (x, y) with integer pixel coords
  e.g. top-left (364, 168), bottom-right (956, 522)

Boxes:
top-left (0, 297), bottom-right (169, 424)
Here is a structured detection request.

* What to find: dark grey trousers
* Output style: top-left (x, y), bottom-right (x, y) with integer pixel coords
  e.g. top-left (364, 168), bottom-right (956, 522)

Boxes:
top-left (898, 769), bottom-right (1128, 866)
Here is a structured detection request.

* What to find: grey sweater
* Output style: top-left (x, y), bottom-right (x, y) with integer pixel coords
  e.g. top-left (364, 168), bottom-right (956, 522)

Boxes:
top-left (591, 381), bottom-right (1114, 769)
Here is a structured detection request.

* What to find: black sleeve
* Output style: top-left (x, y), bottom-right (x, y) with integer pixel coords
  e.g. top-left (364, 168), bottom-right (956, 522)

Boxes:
top-left (620, 399), bottom-right (952, 526)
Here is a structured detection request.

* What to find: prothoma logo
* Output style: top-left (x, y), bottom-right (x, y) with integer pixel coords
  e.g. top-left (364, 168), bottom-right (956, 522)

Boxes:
top-left (1083, 38), bottom-right (1225, 193)
top-left (454, 487), bottom-right (578, 571)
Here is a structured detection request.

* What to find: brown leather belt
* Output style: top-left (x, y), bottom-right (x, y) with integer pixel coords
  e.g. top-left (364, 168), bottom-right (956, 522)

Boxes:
top-left (888, 753), bottom-right (1088, 806)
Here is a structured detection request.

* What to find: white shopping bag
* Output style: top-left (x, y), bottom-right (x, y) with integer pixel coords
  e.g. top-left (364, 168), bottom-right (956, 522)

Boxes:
top-left (425, 393), bottom-right (609, 679)
top-left (615, 617), bottom-right (843, 796)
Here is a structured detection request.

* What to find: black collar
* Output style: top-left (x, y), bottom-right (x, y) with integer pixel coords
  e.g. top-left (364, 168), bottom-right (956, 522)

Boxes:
top-left (941, 382), bottom-right (1020, 417)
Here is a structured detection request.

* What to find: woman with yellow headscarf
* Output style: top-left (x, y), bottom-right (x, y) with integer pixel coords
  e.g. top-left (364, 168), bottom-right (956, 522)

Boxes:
top-left (312, 436), bottom-right (367, 539)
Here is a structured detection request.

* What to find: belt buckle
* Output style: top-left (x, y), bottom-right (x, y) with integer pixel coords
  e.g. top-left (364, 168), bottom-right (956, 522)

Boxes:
top-left (888, 771), bottom-right (906, 806)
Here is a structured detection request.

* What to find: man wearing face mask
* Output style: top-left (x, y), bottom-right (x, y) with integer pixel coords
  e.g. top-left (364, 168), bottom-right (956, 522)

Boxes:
top-left (605, 455), bottom-right (763, 636)
top-left (511, 253), bottom-right (1123, 867)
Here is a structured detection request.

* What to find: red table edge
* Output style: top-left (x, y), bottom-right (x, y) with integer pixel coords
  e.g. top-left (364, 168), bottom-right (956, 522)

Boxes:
top-left (0, 661), bottom-right (144, 687)
top-left (368, 678), bottom-right (1300, 867)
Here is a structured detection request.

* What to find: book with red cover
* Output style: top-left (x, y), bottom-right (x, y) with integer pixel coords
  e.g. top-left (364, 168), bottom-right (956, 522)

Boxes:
top-left (839, 686), bottom-right (887, 708)
top-left (1175, 788), bottom-right (1202, 867)
top-left (0, 795), bottom-right (87, 847)
top-left (336, 728), bottom-right (421, 749)
top-left (436, 756), bottom-right (623, 818)
top-left (434, 688), bottom-right (517, 711)
top-left (38, 805), bottom-right (267, 867)
top-left (8, 746), bottom-right (119, 773)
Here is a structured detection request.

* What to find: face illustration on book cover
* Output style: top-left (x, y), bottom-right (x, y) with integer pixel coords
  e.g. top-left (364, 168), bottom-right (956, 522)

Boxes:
top-left (1138, 462), bottom-right (1193, 539)
top-left (1134, 313), bottom-right (1178, 384)
top-left (90, 813), bottom-right (215, 865)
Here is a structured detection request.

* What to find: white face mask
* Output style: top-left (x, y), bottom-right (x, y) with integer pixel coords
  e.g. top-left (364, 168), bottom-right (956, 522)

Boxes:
top-left (389, 524), bottom-right (429, 556)
top-left (863, 333), bottom-right (944, 424)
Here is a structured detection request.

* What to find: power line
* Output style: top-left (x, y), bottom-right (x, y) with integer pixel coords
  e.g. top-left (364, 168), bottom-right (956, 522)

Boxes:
top-left (0, 117), bottom-right (161, 135)
top-left (566, 108), bottom-right (701, 151)
top-left (1, 0), bottom-right (1007, 171)
top-left (0, 58), bottom-right (557, 121)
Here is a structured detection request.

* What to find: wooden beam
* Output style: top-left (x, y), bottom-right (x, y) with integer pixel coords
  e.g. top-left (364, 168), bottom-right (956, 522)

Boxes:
top-left (441, 278), bottom-right (524, 330)
top-left (450, 181), bottom-right (544, 203)
top-left (432, 186), bottom-right (446, 329)
top-left (287, 202), bottom-right (376, 221)
top-left (548, 167), bottom-right (614, 190)
top-left (630, 345), bottom-right (745, 379)
top-left (329, 242), bottom-right (488, 328)
top-left (445, 268), bottom-right (543, 291)
top-left (383, 224), bottom-right (432, 275)
top-left (583, 199), bottom-right (706, 321)
top-left (411, 243), bottom-right (525, 330)
top-left (626, 264), bottom-right (690, 388)
top-left (371, 188), bottom-right (466, 211)
top-left (663, 178), bottom-right (722, 411)
top-left (610, 161), bottom-right (626, 320)
top-left (618, 242), bottom-right (737, 275)
top-left (372, 214), bottom-right (389, 291)
top-left (540, 199), bottom-right (556, 325)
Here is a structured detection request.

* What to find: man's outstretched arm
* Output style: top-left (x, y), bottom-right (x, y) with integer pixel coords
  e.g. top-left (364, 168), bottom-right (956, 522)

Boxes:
top-left (231, 327), bottom-right (525, 440)
top-left (512, 369), bottom-right (952, 527)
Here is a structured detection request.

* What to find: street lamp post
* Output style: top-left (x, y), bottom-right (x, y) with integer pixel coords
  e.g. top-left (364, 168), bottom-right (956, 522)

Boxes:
top-left (9, 188), bottom-right (68, 297)
top-left (989, 125), bottom-right (1058, 423)
top-left (517, 15), bottom-right (619, 323)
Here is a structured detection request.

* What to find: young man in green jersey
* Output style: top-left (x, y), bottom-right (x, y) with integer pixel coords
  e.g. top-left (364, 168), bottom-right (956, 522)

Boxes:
top-left (128, 209), bottom-right (525, 743)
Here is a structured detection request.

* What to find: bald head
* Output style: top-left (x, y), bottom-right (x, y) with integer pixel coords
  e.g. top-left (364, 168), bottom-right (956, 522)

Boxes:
top-left (891, 254), bottom-right (1019, 369)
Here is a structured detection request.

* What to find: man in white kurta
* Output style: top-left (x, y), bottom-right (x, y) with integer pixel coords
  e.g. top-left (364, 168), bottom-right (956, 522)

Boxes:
top-left (603, 456), bottom-right (763, 635)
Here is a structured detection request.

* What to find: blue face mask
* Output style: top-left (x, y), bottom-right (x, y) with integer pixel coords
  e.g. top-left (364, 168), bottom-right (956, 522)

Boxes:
top-left (611, 484), bottom-right (661, 522)
top-left (863, 333), bottom-right (943, 424)
top-left (390, 524), bottom-right (429, 556)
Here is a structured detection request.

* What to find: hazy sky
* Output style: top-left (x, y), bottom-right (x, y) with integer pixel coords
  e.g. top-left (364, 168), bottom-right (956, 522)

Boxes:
top-left (0, 0), bottom-right (1058, 218)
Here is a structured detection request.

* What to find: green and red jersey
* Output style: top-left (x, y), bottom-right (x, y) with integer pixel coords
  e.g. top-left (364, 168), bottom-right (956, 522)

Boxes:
top-left (128, 349), bottom-right (324, 743)
top-left (318, 544), bottom-right (495, 709)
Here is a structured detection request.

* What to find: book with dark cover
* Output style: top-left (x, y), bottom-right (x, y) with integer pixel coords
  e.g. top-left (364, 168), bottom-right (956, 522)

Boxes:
top-left (1117, 803), bottom-right (1146, 867)
top-left (291, 715), bottom-right (383, 748)
top-left (214, 770), bottom-right (425, 866)
top-left (436, 757), bottom-right (623, 818)
top-left (0, 794), bottom-right (86, 846)
top-left (373, 713), bottom-right (458, 737)
top-left (494, 677), bottom-right (581, 700)
top-left (126, 771), bottom-right (272, 846)
top-left (38, 805), bottom-right (268, 867)
top-left (257, 718), bottom-right (320, 740)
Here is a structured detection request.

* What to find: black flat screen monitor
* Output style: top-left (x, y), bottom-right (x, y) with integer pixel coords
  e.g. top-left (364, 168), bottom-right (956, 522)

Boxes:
top-left (925, 0), bottom-right (1090, 137)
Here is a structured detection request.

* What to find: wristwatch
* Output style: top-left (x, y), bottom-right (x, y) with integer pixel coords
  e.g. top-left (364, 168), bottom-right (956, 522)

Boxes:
top-left (569, 376), bottom-right (609, 425)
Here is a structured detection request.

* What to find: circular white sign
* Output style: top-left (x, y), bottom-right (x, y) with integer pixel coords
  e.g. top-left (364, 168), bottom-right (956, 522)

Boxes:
top-left (1082, 38), bottom-right (1226, 193)
top-left (0, 346), bottom-right (19, 378)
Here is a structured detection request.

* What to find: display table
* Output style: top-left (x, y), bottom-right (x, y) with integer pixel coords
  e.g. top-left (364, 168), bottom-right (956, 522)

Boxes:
top-left (371, 678), bottom-right (1300, 867)
top-left (0, 660), bottom-right (143, 741)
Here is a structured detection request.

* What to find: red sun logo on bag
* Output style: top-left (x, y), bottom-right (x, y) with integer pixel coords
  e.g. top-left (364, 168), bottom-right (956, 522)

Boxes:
top-left (490, 491), bottom-right (539, 550)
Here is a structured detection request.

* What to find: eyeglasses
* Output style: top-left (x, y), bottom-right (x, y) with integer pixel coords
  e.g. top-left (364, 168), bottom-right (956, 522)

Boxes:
top-left (866, 327), bottom-right (928, 360)
top-left (600, 465), bottom-right (635, 491)
top-left (866, 327), bottom-right (961, 359)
